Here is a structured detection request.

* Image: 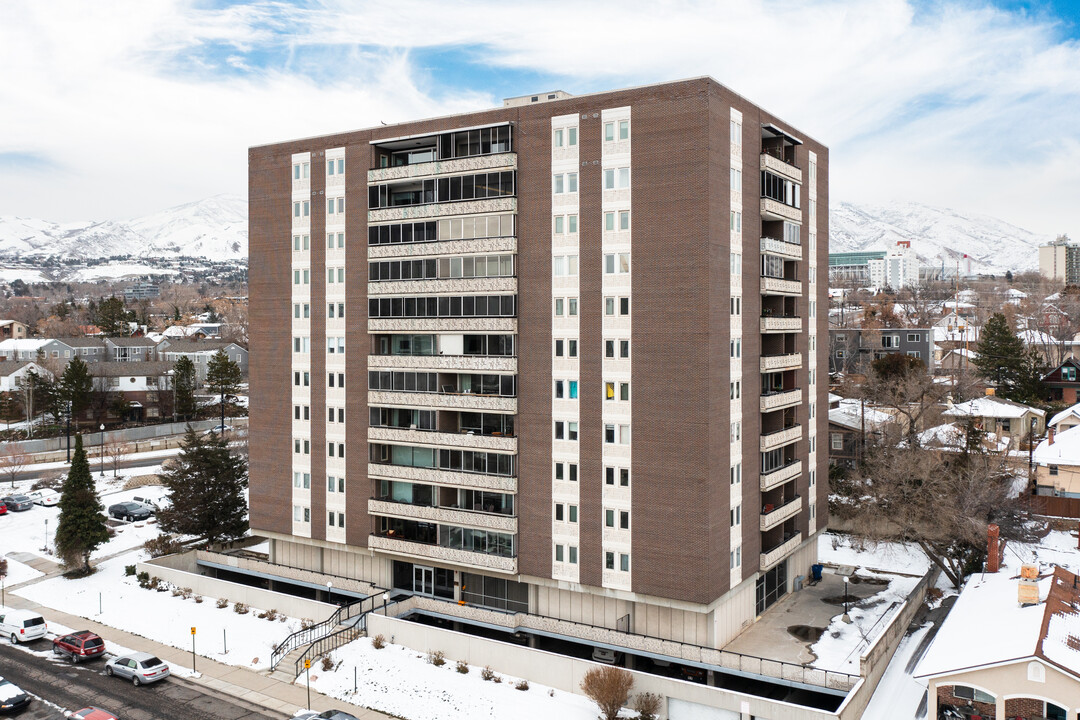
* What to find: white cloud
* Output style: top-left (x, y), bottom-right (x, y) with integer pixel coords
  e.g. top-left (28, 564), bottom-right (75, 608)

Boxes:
top-left (0, 0), bottom-right (1077, 237)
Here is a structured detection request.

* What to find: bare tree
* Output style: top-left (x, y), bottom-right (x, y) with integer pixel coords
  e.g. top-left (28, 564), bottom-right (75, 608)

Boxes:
top-left (104, 441), bottom-right (132, 477)
top-left (581, 667), bottom-right (634, 720)
top-left (0, 442), bottom-right (28, 488)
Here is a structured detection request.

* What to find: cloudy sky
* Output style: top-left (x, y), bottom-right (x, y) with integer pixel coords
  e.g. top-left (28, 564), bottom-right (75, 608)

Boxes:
top-left (1, 0), bottom-right (1078, 237)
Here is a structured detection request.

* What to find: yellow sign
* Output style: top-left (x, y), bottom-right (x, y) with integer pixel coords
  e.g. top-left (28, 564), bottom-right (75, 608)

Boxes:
top-left (304, 659), bottom-right (311, 669)
top-left (191, 627), bottom-right (196, 635)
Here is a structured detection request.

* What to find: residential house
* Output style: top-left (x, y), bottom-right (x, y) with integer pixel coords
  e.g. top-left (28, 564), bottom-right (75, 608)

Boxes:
top-left (829, 327), bottom-right (934, 376)
top-left (0, 338), bottom-right (76, 365)
top-left (828, 398), bottom-right (897, 469)
top-left (917, 563), bottom-right (1080, 720)
top-left (933, 311), bottom-right (980, 345)
top-left (59, 337), bottom-right (107, 363)
top-left (105, 336), bottom-right (158, 363)
top-left (942, 394), bottom-right (1046, 443)
top-left (0, 361), bottom-right (51, 392)
top-left (1033, 425), bottom-right (1080, 497)
top-left (938, 348), bottom-right (977, 374)
top-left (0, 320), bottom-right (29, 340)
top-left (1048, 403), bottom-right (1080, 434)
top-left (156, 339), bottom-right (248, 383)
top-left (1044, 358), bottom-right (1080, 404)
top-left (90, 361), bottom-right (174, 422)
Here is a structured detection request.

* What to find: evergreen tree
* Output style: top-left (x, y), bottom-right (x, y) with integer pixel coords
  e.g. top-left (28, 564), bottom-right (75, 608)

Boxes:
top-left (94, 296), bottom-right (132, 337)
top-left (158, 427), bottom-right (248, 545)
top-left (60, 356), bottom-right (94, 427)
top-left (973, 313), bottom-right (1038, 402)
top-left (206, 349), bottom-right (242, 429)
top-left (54, 435), bottom-right (109, 574)
top-left (172, 356), bottom-right (198, 420)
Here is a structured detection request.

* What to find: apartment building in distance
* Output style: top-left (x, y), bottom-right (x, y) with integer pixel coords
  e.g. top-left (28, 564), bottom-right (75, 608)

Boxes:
top-left (1040, 235), bottom-right (1080, 285)
top-left (248, 77), bottom-right (829, 694)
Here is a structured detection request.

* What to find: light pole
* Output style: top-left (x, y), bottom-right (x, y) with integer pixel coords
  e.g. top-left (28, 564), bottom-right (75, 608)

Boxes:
top-left (65, 401), bottom-right (72, 463)
top-left (99, 423), bottom-right (105, 477)
top-left (842, 576), bottom-right (852, 624)
top-left (327, 580), bottom-right (333, 604)
top-left (382, 592), bottom-right (390, 616)
top-left (43, 518), bottom-right (48, 554)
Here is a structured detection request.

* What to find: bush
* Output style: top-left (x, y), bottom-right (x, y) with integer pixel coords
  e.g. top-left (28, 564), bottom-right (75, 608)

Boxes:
top-left (193, 595), bottom-right (203, 604)
top-left (124, 564), bottom-right (137, 576)
top-left (180, 587), bottom-right (193, 599)
top-left (321, 656), bottom-right (334, 671)
top-left (143, 535), bottom-right (184, 558)
top-left (300, 618), bottom-right (314, 630)
top-left (135, 571), bottom-right (149, 585)
top-left (515, 680), bottom-right (529, 691)
top-left (456, 660), bottom-right (469, 674)
top-left (233, 602), bottom-right (249, 615)
top-left (153, 577), bottom-right (168, 592)
top-left (265, 608), bottom-right (278, 621)
top-left (492, 676), bottom-right (502, 684)
top-left (480, 666), bottom-right (495, 681)
top-left (171, 588), bottom-right (183, 597)
top-left (372, 634), bottom-right (386, 650)
top-left (426, 649), bottom-right (446, 667)
top-left (581, 666), bottom-right (634, 720)
top-left (216, 597), bottom-right (229, 609)
top-left (633, 692), bottom-right (662, 720)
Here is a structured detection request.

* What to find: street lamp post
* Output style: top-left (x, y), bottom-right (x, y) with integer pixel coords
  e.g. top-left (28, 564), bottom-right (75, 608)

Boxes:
top-left (327, 581), bottom-right (333, 604)
top-left (65, 401), bottom-right (72, 463)
top-left (99, 423), bottom-right (105, 477)
top-left (842, 576), bottom-right (852, 623)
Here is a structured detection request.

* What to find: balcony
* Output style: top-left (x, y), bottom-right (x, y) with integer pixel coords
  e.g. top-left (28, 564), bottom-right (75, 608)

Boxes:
top-left (760, 353), bottom-right (802, 373)
top-left (368, 317), bottom-right (517, 334)
top-left (369, 534), bottom-right (517, 574)
top-left (368, 354), bottom-right (517, 374)
top-left (369, 197), bottom-right (516, 224)
top-left (760, 460), bottom-right (802, 491)
top-left (367, 499), bottom-right (517, 534)
top-left (761, 276), bottom-right (802, 297)
top-left (760, 237), bottom-right (802, 261)
top-left (760, 152), bottom-right (802, 183)
top-left (760, 197), bottom-right (801, 224)
top-left (368, 390), bottom-right (516, 413)
top-left (760, 316), bottom-right (801, 333)
top-left (760, 388), bottom-right (802, 413)
top-left (760, 425), bottom-right (802, 453)
top-left (368, 153), bottom-right (516, 184)
top-left (761, 532), bottom-right (802, 570)
top-left (367, 426), bottom-right (517, 452)
top-left (367, 463), bottom-right (516, 493)
top-left (760, 496), bottom-right (802, 532)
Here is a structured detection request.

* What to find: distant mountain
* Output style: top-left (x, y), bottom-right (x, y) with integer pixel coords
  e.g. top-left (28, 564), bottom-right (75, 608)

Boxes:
top-left (0, 194), bottom-right (247, 264)
top-left (830, 201), bottom-right (1048, 276)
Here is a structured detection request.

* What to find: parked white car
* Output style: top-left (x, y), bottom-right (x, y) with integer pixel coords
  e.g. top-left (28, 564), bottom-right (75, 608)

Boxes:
top-left (25, 489), bottom-right (60, 507)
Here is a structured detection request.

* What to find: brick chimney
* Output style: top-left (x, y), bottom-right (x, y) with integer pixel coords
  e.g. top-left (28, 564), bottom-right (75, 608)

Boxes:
top-left (987, 524), bottom-right (1001, 573)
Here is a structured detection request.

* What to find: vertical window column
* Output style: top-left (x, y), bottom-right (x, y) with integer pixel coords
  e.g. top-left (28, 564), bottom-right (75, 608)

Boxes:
top-left (728, 108), bottom-right (744, 589)
top-left (807, 150), bottom-right (819, 536)
top-left (325, 147), bottom-right (348, 543)
top-left (291, 151), bottom-right (313, 538)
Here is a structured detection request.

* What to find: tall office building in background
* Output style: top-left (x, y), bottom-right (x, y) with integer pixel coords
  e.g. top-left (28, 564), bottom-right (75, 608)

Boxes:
top-left (248, 77), bottom-right (828, 650)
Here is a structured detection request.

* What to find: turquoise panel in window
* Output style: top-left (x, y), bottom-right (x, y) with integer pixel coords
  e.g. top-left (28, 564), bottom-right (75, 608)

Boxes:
top-left (569, 381), bottom-right (578, 399)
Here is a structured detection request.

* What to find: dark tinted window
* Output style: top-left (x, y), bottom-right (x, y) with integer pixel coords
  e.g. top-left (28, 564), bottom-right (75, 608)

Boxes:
top-left (24, 617), bottom-right (45, 627)
top-left (139, 656), bottom-right (163, 668)
top-left (84, 638), bottom-right (104, 648)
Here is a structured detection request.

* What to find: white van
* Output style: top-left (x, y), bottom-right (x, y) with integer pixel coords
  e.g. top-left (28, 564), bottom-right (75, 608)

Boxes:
top-left (0, 608), bottom-right (47, 643)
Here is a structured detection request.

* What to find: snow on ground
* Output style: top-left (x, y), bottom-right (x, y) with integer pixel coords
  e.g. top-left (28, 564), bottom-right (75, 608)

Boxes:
top-left (810, 569), bottom-right (922, 673)
top-left (68, 264), bottom-right (179, 281)
top-left (310, 636), bottom-right (603, 720)
top-left (861, 623), bottom-right (932, 720)
top-left (15, 552), bottom-right (301, 671)
top-left (1, 556), bottom-right (43, 585)
top-left (0, 268), bottom-right (48, 283)
top-left (818, 531), bottom-right (932, 576)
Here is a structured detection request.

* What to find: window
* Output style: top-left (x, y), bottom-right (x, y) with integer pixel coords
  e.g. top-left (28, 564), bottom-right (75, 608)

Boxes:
top-left (951, 687), bottom-right (995, 704)
top-left (730, 211), bottom-right (741, 232)
top-left (606, 467), bottom-right (615, 485)
top-left (606, 552), bottom-right (615, 570)
top-left (554, 339), bottom-right (564, 357)
top-left (730, 504), bottom-right (741, 527)
top-left (553, 174), bottom-right (564, 194)
top-left (554, 215), bottom-right (565, 234)
top-left (730, 339), bottom-right (741, 358)
top-left (619, 424), bottom-right (630, 444)
top-left (569, 546), bottom-right (578, 564)
top-left (730, 546), bottom-right (742, 569)
top-left (604, 169), bottom-right (615, 190)
top-left (619, 120), bottom-right (629, 140)
top-left (569, 464), bottom-right (577, 481)
top-left (906, 351), bottom-right (921, 359)
top-left (619, 211), bottom-right (630, 230)
top-left (569, 422), bottom-right (578, 440)
top-left (568, 339), bottom-right (578, 357)
top-left (831, 433), bottom-right (844, 450)
top-left (605, 297), bottom-right (615, 315)
top-left (569, 298), bottom-right (578, 316)
top-left (567, 173), bottom-right (577, 192)
top-left (605, 424), bottom-right (615, 443)
top-left (881, 334), bottom-right (900, 348)
top-left (730, 463), bottom-right (741, 485)
top-left (618, 168), bottom-right (629, 188)
top-left (730, 421), bottom-right (741, 442)
top-left (620, 511), bottom-right (629, 529)
top-left (569, 381), bottom-right (578, 399)
top-left (568, 128), bottom-right (577, 146)
top-left (1064, 366), bottom-right (1077, 381)
top-left (569, 505), bottom-right (578, 522)
top-left (606, 381), bottom-right (615, 400)
top-left (554, 461), bottom-right (564, 480)
top-left (605, 212), bottom-right (615, 232)
top-left (554, 129), bottom-right (564, 147)
top-left (605, 509), bottom-right (615, 527)
top-left (1050, 464), bottom-right (1059, 476)
top-left (620, 297), bottom-right (629, 316)
top-left (620, 383), bottom-right (629, 401)
top-left (620, 553), bottom-right (629, 571)
top-left (604, 122), bottom-right (614, 142)
top-left (620, 340), bottom-right (629, 358)
top-left (620, 468), bottom-right (629, 486)
top-left (554, 421), bottom-right (565, 440)
top-left (554, 298), bottom-right (564, 316)
top-left (730, 381), bottom-right (740, 399)
top-left (555, 503), bottom-right (564, 521)
top-left (568, 214), bottom-right (578, 233)
top-left (555, 544), bottom-right (564, 562)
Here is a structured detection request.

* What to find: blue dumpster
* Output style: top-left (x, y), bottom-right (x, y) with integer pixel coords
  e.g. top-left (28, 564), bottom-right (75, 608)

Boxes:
top-left (811, 564), bottom-right (824, 582)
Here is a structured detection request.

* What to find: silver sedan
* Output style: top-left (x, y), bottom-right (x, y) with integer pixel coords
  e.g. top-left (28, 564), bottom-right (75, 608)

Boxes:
top-left (104, 652), bottom-right (170, 686)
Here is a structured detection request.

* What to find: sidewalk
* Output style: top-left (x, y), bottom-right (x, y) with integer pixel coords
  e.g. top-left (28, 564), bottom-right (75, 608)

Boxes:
top-left (3, 555), bottom-right (390, 720)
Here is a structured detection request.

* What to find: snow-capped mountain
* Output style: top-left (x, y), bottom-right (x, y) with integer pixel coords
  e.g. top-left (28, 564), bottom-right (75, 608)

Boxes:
top-left (830, 201), bottom-right (1049, 276)
top-left (0, 194), bottom-right (246, 264)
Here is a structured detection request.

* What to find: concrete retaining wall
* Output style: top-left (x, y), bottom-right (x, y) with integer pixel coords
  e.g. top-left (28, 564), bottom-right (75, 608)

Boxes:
top-left (138, 554), bottom-right (335, 622)
top-left (366, 613), bottom-right (845, 720)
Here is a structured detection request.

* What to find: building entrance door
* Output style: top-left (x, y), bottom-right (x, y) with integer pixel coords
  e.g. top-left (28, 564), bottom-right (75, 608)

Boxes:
top-left (413, 565), bottom-right (435, 596)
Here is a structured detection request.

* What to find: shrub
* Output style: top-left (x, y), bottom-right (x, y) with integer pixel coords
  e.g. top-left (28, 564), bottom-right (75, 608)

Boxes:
top-left (300, 618), bottom-right (314, 630)
top-left (216, 597), bottom-right (229, 609)
top-left (233, 602), bottom-right (249, 615)
top-left (264, 608), bottom-right (278, 621)
top-left (548, 689), bottom-right (555, 697)
top-left (492, 676), bottom-right (502, 684)
top-left (426, 649), bottom-right (446, 667)
top-left (171, 588), bottom-right (183, 597)
top-left (124, 564), bottom-right (137, 576)
top-left (581, 666), bottom-right (634, 720)
top-left (321, 656), bottom-right (334, 671)
top-left (515, 680), bottom-right (529, 691)
top-left (480, 665), bottom-right (495, 681)
top-left (455, 660), bottom-right (469, 674)
top-left (372, 634), bottom-right (386, 650)
top-left (135, 571), bottom-right (150, 585)
top-left (143, 535), bottom-right (184, 558)
top-left (193, 595), bottom-right (203, 604)
top-left (633, 692), bottom-right (662, 720)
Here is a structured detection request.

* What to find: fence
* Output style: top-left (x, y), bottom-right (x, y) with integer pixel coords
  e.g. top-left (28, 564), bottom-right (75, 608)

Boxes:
top-left (5, 418), bottom-right (246, 455)
top-left (1026, 495), bottom-right (1080, 518)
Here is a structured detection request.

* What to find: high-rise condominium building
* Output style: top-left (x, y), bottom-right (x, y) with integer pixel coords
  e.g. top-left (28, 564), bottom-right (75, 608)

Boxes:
top-left (248, 77), bottom-right (828, 652)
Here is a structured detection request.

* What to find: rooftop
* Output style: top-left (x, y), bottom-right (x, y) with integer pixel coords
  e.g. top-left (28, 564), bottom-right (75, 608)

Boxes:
top-left (1034, 424), bottom-right (1080, 466)
top-left (828, 399), bottom-right (895, 433)
top-left (943, 395), bottom-right (1045, 421)
top-left (1049, 402), bottom-right (1080, 429)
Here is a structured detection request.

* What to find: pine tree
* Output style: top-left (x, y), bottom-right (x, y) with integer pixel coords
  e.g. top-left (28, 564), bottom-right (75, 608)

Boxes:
top-left (206, 349), bottom-right (242, 429)
top-left (54, 435), bottom-right (109, 574)
top-left (172, 356), bottom-right (198, 420)
top-left (158, 427), bottom-right (248, 545)
top-left (60, 356), bottom-right (94, 427)
top-left (973, 313), bottom-right (1030, 399)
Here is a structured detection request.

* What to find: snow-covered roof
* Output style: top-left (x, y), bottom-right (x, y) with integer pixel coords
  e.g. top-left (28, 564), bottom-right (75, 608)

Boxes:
top-left (942, 348), bottom-right (978, 360)
top-left (0, 338), bottom-right (54, 351)
top-left (918, 422), bottom-right (965, 448)
top-left (1034, 424), bottom-right (1080, 466)
top-left (943, 395), bottom-right (1045, 420)
top-left (828, 399), bottom-right (894, 432)
top-left (1049, 403), bottom-right (1080, 429)
top-left (1009, 288), bottom-right (1028, 299)
top-left (917, 534), bottom-right (1080, 681)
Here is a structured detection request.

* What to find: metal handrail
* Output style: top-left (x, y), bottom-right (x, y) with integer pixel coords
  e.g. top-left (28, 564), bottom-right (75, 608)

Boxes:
top-left (270, 597), bottom-right (367, 670)
top-left (293, 595), bottom-right (403, 677)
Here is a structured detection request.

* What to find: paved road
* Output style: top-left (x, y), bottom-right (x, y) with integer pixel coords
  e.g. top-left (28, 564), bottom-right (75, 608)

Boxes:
top-left (0, 642), bottom-right (280, 720)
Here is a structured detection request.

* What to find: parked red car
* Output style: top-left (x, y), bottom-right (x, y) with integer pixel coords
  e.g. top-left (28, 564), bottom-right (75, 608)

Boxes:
top-left (68, 709), bottom-right (119, 720)
top-left (52, 631), bottom-right (105, 663)
top-left (0, 503), bottom-right (7, 515)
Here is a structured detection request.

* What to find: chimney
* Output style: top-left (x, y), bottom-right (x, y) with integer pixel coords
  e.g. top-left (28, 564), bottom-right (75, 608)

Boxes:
top-left (987, 524), bottom-right (1001, 573)
top-left (1050, 427), bottom-right (1057, 446)
top-left (985, 387), bottom-right (996, 396)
